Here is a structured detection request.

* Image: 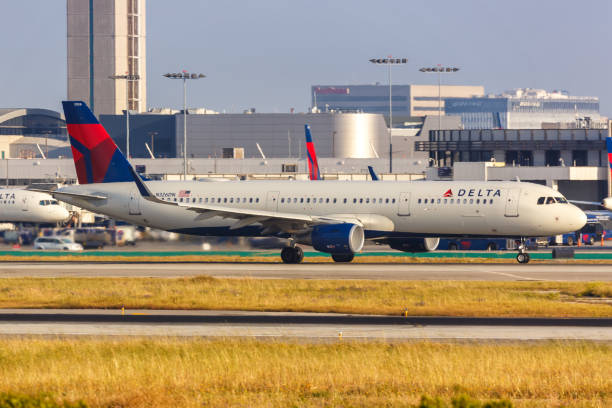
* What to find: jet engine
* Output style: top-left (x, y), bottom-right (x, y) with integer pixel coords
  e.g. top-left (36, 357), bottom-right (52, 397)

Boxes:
top-left (603, 197), bottom-right (612, 211)
top-left (386, 237), bottom-right (440, 252)
top-left (298, 223), bottom-right (364, 254)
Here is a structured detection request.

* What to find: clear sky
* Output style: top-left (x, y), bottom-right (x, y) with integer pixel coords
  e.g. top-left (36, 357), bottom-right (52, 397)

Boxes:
top-left (1, 0), bottom-right (611, 115)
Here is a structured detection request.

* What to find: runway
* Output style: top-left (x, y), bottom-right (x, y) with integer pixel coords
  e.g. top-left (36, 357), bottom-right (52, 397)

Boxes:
top-left (0, 309), bottom-right (610, 340)
top-left (0, 262), bottom-right (610, 281)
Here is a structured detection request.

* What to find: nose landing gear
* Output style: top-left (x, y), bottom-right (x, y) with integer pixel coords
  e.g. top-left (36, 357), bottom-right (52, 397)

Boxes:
top-left (516, 238), bottom-right (530, 264)
top-left (280, 240), bottom-right (304, 264)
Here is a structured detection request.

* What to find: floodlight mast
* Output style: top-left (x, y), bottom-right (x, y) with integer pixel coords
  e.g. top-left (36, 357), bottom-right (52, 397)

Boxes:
top-left (369, 57), bottom-right (408, 173)
top-left (418, 66), bottom-right (460, 135)
top-left (109, 74), bottom-right (140, 161)
top-left (163, 72), bottom-right (206, 179)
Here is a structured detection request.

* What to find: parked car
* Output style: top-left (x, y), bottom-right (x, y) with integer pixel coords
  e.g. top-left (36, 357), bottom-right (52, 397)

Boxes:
top-left (33, 236), bottom-right (83, 251)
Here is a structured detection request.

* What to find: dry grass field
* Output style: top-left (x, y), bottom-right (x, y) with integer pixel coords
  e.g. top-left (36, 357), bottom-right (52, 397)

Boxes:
top-left (0, 338), bottom-right (609, 407)
top-left (0, 277), bottom-right (610, 317)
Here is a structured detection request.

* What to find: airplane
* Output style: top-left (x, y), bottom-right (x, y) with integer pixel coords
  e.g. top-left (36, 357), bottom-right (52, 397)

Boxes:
top-left (34, 101), bottom-right (587, 264)
top-left (0, 188), bottom-right (70, 223)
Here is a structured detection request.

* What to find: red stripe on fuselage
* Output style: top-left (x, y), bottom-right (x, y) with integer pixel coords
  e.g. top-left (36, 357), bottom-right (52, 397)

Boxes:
top-left (67, 123), bottom-right (112, 150)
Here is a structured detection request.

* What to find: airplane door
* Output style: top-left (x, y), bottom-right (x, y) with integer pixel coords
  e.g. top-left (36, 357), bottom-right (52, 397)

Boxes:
top-left (129, 190), bottom-right (141, 215)
top-left (504, 189), bottom-right (520, 217)
top-left (21, 194), bottom-right (28, 212)
top-left (398, 192), bottom-right (411, 216)
top-left (266, 191), bottom-right (279, 212)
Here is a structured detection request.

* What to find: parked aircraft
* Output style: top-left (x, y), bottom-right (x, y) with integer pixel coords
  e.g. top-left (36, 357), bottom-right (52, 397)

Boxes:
top-left (35, 101), bottom-right (587, 264)
top-left (0, 189), bottom-right (69, 223)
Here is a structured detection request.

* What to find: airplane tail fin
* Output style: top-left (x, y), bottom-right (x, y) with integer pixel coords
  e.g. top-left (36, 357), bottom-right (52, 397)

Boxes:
top-left (607, 136), bottom-right (612, 180)
top-left (305, 124), bottom-right (321, 181)
top-left (367, 166), bottom-right (379, 181)
top-left (62, 101), bottom-right (134, 184)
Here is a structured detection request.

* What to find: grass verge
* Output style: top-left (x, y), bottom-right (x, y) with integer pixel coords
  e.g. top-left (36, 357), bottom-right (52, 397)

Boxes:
top-left (0, 277), bottom-right (610, 317)
top-left (0, 338), bottom-right (609, 407)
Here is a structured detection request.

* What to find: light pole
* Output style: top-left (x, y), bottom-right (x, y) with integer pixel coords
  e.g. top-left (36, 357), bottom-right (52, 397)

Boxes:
top-left (419, 66), bottom-right (459, 132)
top-left (163, 71), bottom-right (206, 179)
top-left (369, 57), bottom-right (408, 173)
top-left (109, 74), bottom-right (140, 160)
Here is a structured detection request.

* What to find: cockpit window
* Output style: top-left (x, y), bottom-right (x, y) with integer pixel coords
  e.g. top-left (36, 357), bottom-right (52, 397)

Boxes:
top-left (555, 197), bottom-right (568, 204)
top-left (537, 197), bottom-right (545, 205)
top-left (546, 197), bottom-right (556, 204)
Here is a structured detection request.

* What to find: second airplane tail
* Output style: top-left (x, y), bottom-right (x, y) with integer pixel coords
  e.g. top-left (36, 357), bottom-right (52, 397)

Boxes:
top-left (63, 101), bottom-right (134, 185)
top-left (305, 124), bottom-right (321, 180)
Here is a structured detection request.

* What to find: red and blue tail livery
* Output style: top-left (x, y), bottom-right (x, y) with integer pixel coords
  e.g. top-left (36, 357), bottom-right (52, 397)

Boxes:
top-left (607, 136), bottom-right (612, 181)
top-left (62, 101), bottom-right (134, 184)
top-left (304, 124), bottom-right (321, 181)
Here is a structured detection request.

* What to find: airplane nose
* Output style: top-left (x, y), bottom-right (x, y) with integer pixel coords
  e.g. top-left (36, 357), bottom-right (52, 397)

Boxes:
top-left (57, 207), bottom-right (70, 222)
top-left (573, 207), bottom-right (587, 230)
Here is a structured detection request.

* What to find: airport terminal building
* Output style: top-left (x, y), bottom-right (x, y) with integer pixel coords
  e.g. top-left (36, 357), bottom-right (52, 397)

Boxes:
top-left (445, 88), bottom-right (604, 129)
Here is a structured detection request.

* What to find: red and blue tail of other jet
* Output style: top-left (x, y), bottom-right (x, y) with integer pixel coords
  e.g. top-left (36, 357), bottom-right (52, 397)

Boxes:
top-left (304, 124), bottom-right (321, 181)
top-left (62, 101), bottom-right (134, 184)
top-left (607, 136), bottom-right (612, 181)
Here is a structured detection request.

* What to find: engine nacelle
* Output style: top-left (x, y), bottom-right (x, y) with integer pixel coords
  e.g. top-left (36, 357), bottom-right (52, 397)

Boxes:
top-left (387, 237), bottom-right (440, 252)
top-left (603, 197), bottom-right (612, 211)
top-left (307, 223), bottom-right (364, 254)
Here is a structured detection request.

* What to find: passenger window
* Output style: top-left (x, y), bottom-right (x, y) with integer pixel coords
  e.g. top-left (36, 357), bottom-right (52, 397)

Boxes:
top-left (463, 199), bottom-right (467, 204)
top-left (437, 199), bottom-right (441, 204)
top-left (281, 198), bottom-right (285, 203)
top-left (205, 198), bottom-right (209, 203)
top-left (476, 199), bottom-right (480, 204)
top-left (326, 198), bottom-right (330, 203)
top-left (333, 198), bottom-right (337, 203)
top-left (418, 198), bottom-right (422, 204)
top-left (450, 198), bottom-right (454, 204)
top-left (343, 198), bottom-right (347, 203)
top-left (256, 198), bottom-right (260, 203)
top-left (392, 198), bottom-right (396, 204)
top-left (490, 199), bottom-right (494, 204)
top-left (294, 198), bottom-right (297, 203)
top-left (469, 199), bottom-right (474, 204)
top-left (385, 198), bottom-right (389, 204)
top-left (307, 198), bottom-right (310, 203)
top-left (353, 198), bottom-right (357, 203)
top-left (537, 197), bottom-right (545, 205)
top-left (424, 198), bottom-right (428, 204)
top-left (359, 198), bottom-right (363, 204)
top-left (366, 198), bottom-right (370, 204)
top-left (249, 198), bottom-right (253, 203)
top-left (230, 198), bottom-right (233, 203)
top-left (300, 198), bottom-right (304, 203)
top-left (223, 198), bottom-right (227, 203)
top-left (179, 198), bottom-right (184, 202)
top-left (444, 199), bottom-right (447, 204)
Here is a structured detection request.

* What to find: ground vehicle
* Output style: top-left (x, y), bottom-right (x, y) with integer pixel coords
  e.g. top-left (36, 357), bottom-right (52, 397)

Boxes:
top-left (2, 230), bottom-right (35, 245)
top-left (549, 211), bottom-right (612, 246)
top-left (438, 238), bottom-right (515, 251)
top-left (33, 236), bottom-right (83, 251)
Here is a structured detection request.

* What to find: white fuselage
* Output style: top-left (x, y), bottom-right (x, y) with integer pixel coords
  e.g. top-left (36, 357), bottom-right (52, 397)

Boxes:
top-left (53, 179), bottom-right (586, 239)
top-left (0, 189), bottom-right (70, 223)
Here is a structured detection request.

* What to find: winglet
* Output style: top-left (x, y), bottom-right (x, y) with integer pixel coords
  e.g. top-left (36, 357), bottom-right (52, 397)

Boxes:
top-left (128, 166), bottom-right (155, 199)
top-left (304, 124), bottom-right (321, 181)
top-left (367, 166), bottom-right (379, 181)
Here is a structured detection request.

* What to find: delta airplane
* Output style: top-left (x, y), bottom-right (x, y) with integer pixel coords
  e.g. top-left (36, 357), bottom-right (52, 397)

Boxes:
top-left (34, 101), bottom-right (587, 264)
top-left (0, 189), bottom-right (69, 223)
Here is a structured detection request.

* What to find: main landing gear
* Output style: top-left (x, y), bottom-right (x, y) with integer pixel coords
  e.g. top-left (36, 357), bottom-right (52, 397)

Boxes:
top-left (516, 238), bottom-right (530, 264)
top-left (280, 244), bottom-right (304, 264)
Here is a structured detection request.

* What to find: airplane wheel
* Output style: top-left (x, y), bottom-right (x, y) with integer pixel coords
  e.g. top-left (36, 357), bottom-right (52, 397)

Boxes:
top-left (331, 253), bottom-right (354, 263)
top-left (587, 236), bottom-right (595, 245)
top-left (281, 246), bottom-right (303, 264)
top-left (516, 253), bottom-right (530, 264)
top-left (566, 236), bottom-right (574, 246)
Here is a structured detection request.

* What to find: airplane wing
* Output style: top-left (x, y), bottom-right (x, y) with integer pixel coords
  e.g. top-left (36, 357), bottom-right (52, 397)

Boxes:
top-left (27, 188), bottom-right (107, 201)
top-left (128, 167), bottom-right (362, 232)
